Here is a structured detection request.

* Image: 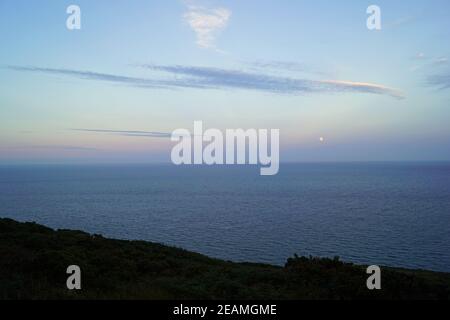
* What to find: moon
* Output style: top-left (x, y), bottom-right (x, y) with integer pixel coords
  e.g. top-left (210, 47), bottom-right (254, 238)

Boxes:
top-left (319, 137), bottom-right (325, 142)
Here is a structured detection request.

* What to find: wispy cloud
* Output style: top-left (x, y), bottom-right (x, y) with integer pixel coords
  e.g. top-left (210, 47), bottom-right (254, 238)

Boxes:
top-left (410, 52), bottom-right (450, 88)
top-left (317, 80), bottom-right (404, 98)
top-left (2, 145), bottom-right (98, 151)
top-left (384, 15), bottom-right (417, 30)
top-left (71, 128), bottom-right (171, 138)
top-left (428, 71), bottom-right (450, 90)
top-left (414, 52), bottom-right (427, 60)
top-left (7, 66), bottom-right (167, 88)
top-left (245, 60), bottom-right (332, 77)
top-left (183, 3), bottom-right (231, 50)
top-left (7, 64), bottom-right (403, 98)
top-left (410, 53), bottom-right (449, 73)
top-left (412, 53), bottom-right (448, 64)
top-left (433, 57), bottom-right (448, 66)
top-left (143, 64), bottom-right (404, 98)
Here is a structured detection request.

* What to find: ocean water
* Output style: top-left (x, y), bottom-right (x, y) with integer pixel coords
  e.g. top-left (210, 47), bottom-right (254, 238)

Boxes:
top-left (0, 163), bottom-right (449, 272)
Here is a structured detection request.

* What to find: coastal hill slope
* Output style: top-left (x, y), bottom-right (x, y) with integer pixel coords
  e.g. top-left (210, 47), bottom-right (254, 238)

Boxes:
top-left (0, 218), bottom-right (449, 300)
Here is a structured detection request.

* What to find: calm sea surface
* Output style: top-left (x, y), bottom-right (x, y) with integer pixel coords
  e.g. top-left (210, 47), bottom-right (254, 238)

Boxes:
top-left (1, 163), bottom-right (449, 272)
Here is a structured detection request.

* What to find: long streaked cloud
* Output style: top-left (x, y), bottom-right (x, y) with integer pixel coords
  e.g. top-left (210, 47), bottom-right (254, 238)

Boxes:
top-left (143, 64), bottom-right (404, 98)
top-left (71, 128), bottom-right (171, 138)
top-left (6, 64), bottom-right (403, 98)
top-left (183, 4), bottom-right (231, 50)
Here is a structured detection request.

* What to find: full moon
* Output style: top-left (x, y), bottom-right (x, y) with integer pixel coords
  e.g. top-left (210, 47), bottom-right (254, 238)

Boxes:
top-left (319, 137), bottom-right (325, 142)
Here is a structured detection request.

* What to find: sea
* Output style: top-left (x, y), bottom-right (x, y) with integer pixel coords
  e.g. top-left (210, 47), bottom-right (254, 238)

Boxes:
top-left (1, 162), bottom-right (449, 272)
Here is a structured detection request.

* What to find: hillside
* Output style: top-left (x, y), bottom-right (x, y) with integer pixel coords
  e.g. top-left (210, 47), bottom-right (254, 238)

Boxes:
top-left (0, 218), bottom-right (449, 300)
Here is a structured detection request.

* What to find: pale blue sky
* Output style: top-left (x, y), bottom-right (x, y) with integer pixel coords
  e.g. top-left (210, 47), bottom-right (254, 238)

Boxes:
top-left (1, 0), bottom-right (449, 164)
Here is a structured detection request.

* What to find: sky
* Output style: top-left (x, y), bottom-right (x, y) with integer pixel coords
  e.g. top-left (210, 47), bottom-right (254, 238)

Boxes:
top-left (0, 0), bottom-right (450, 164)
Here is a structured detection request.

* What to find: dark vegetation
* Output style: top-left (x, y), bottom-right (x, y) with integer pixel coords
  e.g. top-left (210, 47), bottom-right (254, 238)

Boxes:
top-left (1, 218), bottom-right (449, 300)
